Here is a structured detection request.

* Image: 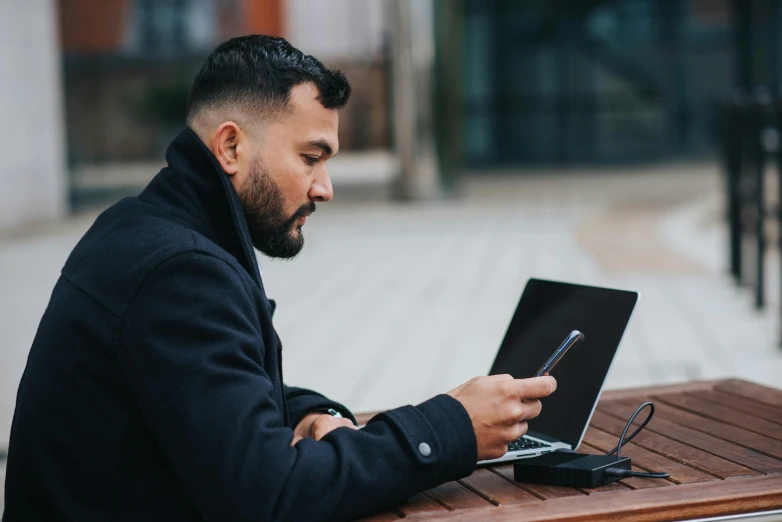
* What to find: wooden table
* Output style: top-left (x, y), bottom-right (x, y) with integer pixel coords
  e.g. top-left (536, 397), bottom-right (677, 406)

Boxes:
top-left (357, 379), bottom-right (782, 521)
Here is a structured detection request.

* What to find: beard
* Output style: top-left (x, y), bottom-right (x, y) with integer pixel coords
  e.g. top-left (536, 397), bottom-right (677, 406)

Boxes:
top-left (237, 158), bottom-right (315, 259)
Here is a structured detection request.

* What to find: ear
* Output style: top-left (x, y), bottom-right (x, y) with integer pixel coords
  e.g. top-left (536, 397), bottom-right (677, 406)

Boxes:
top-left (213, 122), bottom-right (241, 176)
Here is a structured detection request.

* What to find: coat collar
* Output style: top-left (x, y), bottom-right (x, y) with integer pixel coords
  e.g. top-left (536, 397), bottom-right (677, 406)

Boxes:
top-left (139, 128), bottom-right (264, 288)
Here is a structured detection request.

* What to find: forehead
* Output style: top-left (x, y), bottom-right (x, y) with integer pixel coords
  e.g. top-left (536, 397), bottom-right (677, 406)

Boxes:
top-left (280, 83), bottom-right (339, 144)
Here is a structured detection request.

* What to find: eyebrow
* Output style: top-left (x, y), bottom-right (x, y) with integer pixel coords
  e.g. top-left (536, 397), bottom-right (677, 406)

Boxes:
top-left (305, 139), bottom-right (337, 158)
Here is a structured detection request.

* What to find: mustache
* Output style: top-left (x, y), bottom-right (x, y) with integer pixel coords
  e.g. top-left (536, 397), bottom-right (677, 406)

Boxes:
top-left (288, 202), bottom-right (316, 224)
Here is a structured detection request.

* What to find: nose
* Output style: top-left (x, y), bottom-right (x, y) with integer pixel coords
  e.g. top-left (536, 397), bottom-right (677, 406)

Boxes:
top-left (309, 164), bottom-right (333, 203)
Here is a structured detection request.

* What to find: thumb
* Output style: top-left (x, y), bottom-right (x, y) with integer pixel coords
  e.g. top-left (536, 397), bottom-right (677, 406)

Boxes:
top-left (290, 433), bottom-right (303, 447)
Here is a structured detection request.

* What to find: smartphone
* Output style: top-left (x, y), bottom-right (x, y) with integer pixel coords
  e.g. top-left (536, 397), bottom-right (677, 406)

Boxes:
top-left (534, 330), bottom-right (585, 377)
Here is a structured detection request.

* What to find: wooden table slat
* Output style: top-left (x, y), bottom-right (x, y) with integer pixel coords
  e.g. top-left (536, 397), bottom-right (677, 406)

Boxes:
top-left (424, 480), bottom-right (493, 510)
top-left (581, 426), bottom-right (714, 485)
top-left (413, 474), bottom-right (782, 522)
top-left (577, 480), bottom-right (630, 495)
top-left (599, 380), bottom-right (721, 400)
top-left (689, 389), bottom-right (782, 426)
top-left (490, 465), bottom-right (586, 500)
top-left (457, 468), bottom-right (541, 506)
top-left (603, 399), bottom-right (782, 474)
top-left (651, 392), bottom-right (782, 441)
top-left (637, 394), bottom-right (782, 461)
top-left (590, 409), bottom-right (759, 479)
top-left (396, 492), bottom-right (447, 515)
top-left (714, 379), bottom-right (782, 408)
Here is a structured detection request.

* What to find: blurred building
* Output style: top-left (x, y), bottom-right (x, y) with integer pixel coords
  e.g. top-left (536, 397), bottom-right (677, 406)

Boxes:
top-left (3, 0), bottom-right (782, 230)
top-left (57, 0), bottom-right (777, 169)
top-left (59, 0), bottom-right (389, 167)
top-left (462, 0), bottom-right (739, 165)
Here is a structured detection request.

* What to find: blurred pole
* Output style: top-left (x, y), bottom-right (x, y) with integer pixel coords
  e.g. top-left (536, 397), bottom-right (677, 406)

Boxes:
top-left (753, 88), bottom-right (772, 309)
top-left (661, 0), bottom-right (687, 153)
top-left (725, 95), bottom-right (745, 284)
top-left (0, 0), bottom-right (67, 230)
top-left (770, 0), bottom-right (781, 92)
top-left (556, 8), bottom-right (571, 162)
top-left (733, 0), bottom-right (753, 90)
top-left (390, 0), bottom-right (440, 200)
top-left (775, 98), bottom-right (782, 346)
top-left (433, 0), bottom-right (464, 194)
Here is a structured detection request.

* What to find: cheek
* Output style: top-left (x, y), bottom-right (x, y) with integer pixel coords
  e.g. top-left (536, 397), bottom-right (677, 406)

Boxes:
top-left (273, 158), bottom-right (312, 209)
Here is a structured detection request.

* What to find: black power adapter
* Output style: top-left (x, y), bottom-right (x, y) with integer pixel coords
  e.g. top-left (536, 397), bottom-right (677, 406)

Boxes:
top-left (513, 402), bottom-right (670, 489)
top-left (514, 452), bottom-right (631, 488)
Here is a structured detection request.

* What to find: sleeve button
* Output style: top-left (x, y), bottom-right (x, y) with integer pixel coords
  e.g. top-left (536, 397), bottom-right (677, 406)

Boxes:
top-left (418, 442), bottom-right (432, 457)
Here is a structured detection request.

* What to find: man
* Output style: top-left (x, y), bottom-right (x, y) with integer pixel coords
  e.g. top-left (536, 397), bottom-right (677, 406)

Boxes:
top-left (3, 36), bottom-right (555, 521)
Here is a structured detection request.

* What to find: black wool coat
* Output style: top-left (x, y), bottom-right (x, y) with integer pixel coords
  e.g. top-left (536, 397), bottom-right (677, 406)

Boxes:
top-left (2, 129), bottom-right (477, 522)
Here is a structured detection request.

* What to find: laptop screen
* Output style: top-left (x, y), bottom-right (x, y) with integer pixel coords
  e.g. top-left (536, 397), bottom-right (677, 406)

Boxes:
top-left (489, 278), bottom-right (638, 448)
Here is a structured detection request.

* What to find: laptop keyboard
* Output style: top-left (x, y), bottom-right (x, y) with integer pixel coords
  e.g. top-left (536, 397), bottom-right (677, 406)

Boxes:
top-left (508, 436), bottom-right (551, 452)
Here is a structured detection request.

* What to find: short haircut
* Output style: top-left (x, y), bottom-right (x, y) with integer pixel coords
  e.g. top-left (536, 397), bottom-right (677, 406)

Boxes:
top-left (186, 35), bottom-right (351, 124)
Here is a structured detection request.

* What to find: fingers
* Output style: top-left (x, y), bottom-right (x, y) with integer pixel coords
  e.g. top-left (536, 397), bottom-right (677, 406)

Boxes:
top-left (312, 416), bottom-right (357, 441)
top-left (488, 421), bottom-right (529, 458)
top-left (448, 374), bottom-right (512, 400)
top-left (496, 398), bottom-right (543, 426)
top-left (487, 374), bottom-right (514, 382)
top-left (513, 376), bottom-right (557, 400)
top-left (515, 421), bottom-right (529, 440)
top-left (520, 399), bottom-right (542, 421)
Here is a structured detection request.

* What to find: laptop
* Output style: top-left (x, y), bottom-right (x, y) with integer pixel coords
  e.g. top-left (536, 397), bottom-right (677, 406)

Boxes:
top-left (478, 278), bottom-right (639, 465)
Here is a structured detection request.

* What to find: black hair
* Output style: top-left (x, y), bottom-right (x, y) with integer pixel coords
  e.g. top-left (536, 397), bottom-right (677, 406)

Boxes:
top-left (186, 35), bottom-right (351, 124)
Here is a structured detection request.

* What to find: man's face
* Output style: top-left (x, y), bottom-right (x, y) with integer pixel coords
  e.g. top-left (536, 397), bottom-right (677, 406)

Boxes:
top-left (237, 83), bottom-right (338, 258)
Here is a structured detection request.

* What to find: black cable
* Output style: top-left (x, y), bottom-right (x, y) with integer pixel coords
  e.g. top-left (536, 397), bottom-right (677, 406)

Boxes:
top-left (604, 468), bottom-right (670, 479)
top-left (604, 401), bottom-right (670, 480)
top-left (605, 401), bottom-right (655, 458)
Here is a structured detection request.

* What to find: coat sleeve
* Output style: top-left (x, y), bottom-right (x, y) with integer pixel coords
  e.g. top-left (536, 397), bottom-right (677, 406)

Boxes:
top-left (120, 251), bottom-right (477, 522)
top-left (283, 385), bottom-right (357, 427)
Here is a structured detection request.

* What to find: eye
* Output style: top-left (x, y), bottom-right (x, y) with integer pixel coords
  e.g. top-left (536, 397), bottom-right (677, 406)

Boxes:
top-left (303, 155), bottom-right (319, 166)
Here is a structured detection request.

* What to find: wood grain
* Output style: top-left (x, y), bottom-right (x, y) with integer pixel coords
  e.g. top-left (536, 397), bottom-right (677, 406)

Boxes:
top-left (416, 474), bottom-right (782, 521)
top-left (651, 393), bottom-right (782, 441)
top-left (458, 468), bottom-right (541, 506)
top-left (634, 395), bottom-right (782, 461)
top-left (689, 389), bottom-right (782, 425)
top-left (602, 399), bottom-right (782, 474)
top-left (590, 409), bottom-right (758, 479)
top-left (424, 480), bottom-right (493, 510)
top-left (396, 493), bottom-right (447, 516)
top-left (715, 379), bottom-right (782, 408)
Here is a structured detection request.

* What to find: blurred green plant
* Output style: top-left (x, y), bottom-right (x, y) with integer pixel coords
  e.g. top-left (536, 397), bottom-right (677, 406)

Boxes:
top-left (131, 73), bottom-right (191, 125)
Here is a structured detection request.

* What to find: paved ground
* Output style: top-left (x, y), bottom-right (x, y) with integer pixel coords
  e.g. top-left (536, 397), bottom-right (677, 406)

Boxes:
top-left (2, 161), bottom-right (782, 508)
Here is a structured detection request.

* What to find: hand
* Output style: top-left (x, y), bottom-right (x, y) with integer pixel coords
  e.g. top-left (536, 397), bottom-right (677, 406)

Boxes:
top-left (290, 412), bottom-right (358, 446)
top-left (447, 375), bottom-right (557, 461)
